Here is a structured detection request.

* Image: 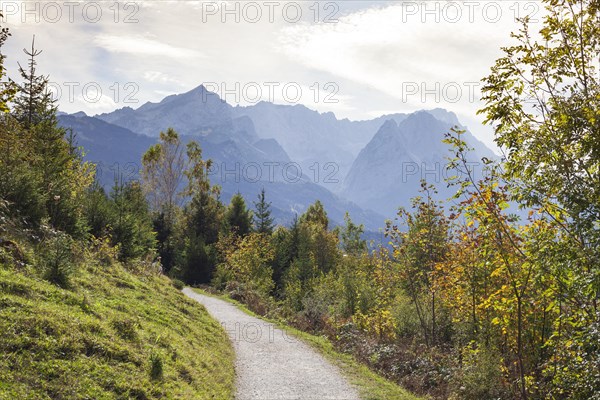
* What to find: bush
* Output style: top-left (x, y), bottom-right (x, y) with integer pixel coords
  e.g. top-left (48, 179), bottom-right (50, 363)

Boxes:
top-left (391, 293), bottom-right (422, 338)
top-left (39, 231), bottom-right (76, 288)
top-left (172, 278), bottom-right (185, 290)
top-left (112, 318), bottom-right (138, 341)
top-left (127, 250), bottom-right (161, 276)
top-left (0, 239), bottom-right (26, 268)
top-left (226, 281), bottom-right (270, 316)
top-left (149, 352), bottom-right (164, 380)
top-left (86, 236), bottom-right (119, 269)
top-left (296, 274), bottom-right (339, 332)
top-left (211, 262), bottom-right (234, 291)
top-left (217, 233), bottom-right (275, 296)
top-left (450, 345), bottom-right (510, 400)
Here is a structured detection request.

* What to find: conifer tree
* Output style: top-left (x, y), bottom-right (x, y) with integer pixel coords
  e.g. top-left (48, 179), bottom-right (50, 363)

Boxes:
top-left (13, 36), bottom-right (56, 128)
top-left (253, 188), bottom-right (274, 234)
top-left (2, 35), bottom-right (92, 234)
top-left (225, 193), bottom-right (253, 236)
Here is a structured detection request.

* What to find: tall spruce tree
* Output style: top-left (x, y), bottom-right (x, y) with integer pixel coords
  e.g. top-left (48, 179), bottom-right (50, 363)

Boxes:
top-left (253, 188), bottom-right (274, 234)
top-left (13, 36), bottom-right (56, 128)
top-left (110, 177), bottom-right (156, 261)
top-left (225, 193), bottom-right (252, 236)
top-left (4, 36), bottom-right (92, 234)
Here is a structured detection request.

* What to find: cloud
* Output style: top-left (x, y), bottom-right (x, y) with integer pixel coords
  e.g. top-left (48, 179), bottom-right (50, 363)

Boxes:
top-left (2, 0), bottom-right (531, 151)
top-left (276, 3), bottom-right (527, 116)
top-left (94, 34), bottom-right (203, 59)
top-left (143, 71), bottom-right (184, 85)
top-left (272, 2), bottom-right (541, 149)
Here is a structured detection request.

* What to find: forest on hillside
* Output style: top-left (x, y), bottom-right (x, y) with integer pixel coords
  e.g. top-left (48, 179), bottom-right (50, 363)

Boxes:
top-left (1, 0), bottom-right (600, 398)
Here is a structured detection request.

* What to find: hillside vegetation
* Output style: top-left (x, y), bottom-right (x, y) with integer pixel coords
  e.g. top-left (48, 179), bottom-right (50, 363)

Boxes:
top-left (0, 249), bottom-right (234, 399)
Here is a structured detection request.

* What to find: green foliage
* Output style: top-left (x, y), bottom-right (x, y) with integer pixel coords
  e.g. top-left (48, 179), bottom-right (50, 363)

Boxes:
top-left (0, 15), bottom-right (16, 111)
top-left (82, 178), bottom-right (157, 263)
top-left (152, 210), bottom-right (178, 273)
top-left (340, 212), bottom-right (367, 256)
top-left (225, 192), bottom-right (253, 236)
top-left (450, 345), bottom-right (510, 400)
top-left (299, 200), bottom-right (328, 230)
top-left (174, 140), bottom-right (223, 284)
top-left (386, 182), bottom-right (450, 346)
top-left (180, 232), bottom-right (218, 284)
top-left (471, 1), bottom-right (600, 396)
top-left (3, 3), bottom-right (599, 397)
top-left (149, 352), bottom-right (164, 381)
top-left (13, 37), bottom-right (55, 128)
top-left (215, 233), bottom-right (275, 296)
top-left (38, 229), bottom-right (75, 288)
top-left (270, 225), bottom-right (295, 293)
top-left (0, 246), bottom-right (235, 399)
top-left (0, 33), bottom-right (93, 237)
top-left (171, 278), bottom-right (185, 290)
top-left (82, 181), bottom-right (112, 238)
top-left (253, 188), bottom-right (274, 234)
top-left (479, 0), bottom-right (600, 228)
top-left (335, 254), bottom-right (377, 318)
top-left (279, 204), bottom-right (340, 314)
top-left (109, 179), bottom-right (156, 261)
top-left (185, 186), bottom-right (222, 244)
top-left (0, 120), bottom-right (47, 226)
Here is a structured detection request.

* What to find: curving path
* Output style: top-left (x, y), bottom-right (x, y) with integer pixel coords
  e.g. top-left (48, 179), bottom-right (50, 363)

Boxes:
top-left (183, 288), bottom-right (360, 400)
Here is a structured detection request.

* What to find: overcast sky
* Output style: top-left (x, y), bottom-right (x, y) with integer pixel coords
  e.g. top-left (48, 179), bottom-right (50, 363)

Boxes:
top-left (1, 0), bottom-right (545, 150)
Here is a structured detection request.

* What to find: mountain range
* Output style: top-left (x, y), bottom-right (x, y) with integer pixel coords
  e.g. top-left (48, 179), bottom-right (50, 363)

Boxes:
top-left (59, 84), bottom-right (495, 231)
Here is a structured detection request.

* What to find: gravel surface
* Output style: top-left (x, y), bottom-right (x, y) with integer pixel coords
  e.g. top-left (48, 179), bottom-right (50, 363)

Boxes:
top-left (183, 288), bottom-right (361, 400)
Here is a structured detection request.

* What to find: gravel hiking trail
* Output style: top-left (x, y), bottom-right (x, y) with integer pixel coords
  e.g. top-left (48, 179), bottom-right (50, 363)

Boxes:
top-left (183, 288), bottom-right (361, 400)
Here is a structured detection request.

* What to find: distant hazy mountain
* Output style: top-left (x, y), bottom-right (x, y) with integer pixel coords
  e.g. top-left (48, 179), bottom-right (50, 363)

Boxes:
top-left (97, 85), bottom-right (408, 192)
top-left (96, 85), bottom-right (233, 138)
top-left (234, 101), bottom-right (408, 190)
top-left (94, 85), bottom-right (292, 183)
top-left (59, 113), bottom-right (385, 230)
top-left (341, 110), bottom-right (497, 218)
top-left (70, 84), bottom-right (496, 228)
top-left (59, 114), bottom-right (155, 186)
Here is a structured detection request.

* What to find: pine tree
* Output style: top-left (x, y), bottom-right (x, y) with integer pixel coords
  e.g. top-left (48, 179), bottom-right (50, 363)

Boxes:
top-left (253, 188), bottom-right (274, 234)
top-left (82, 180), bottom-right (112, 238)
top-left (110, 177), bottom-right (156, 261)
top-left (182, 140), bottom-right (222, 244)
top-left (13, 36), bottom-right (56, 128)
top-left (225, 193), bottom-right (252, 236)
top-left (2, 35), bottom-right (93, 234)
top-left (288, 213), bottom-right (300, 261)
top-left (0, 17), bottom-right (16, 112)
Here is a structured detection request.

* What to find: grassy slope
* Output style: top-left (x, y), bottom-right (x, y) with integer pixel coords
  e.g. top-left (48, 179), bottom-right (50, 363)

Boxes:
top-left (0, 263), bottom-right (235, 399)
top-left (192, 288), bottom-right (422, 400)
